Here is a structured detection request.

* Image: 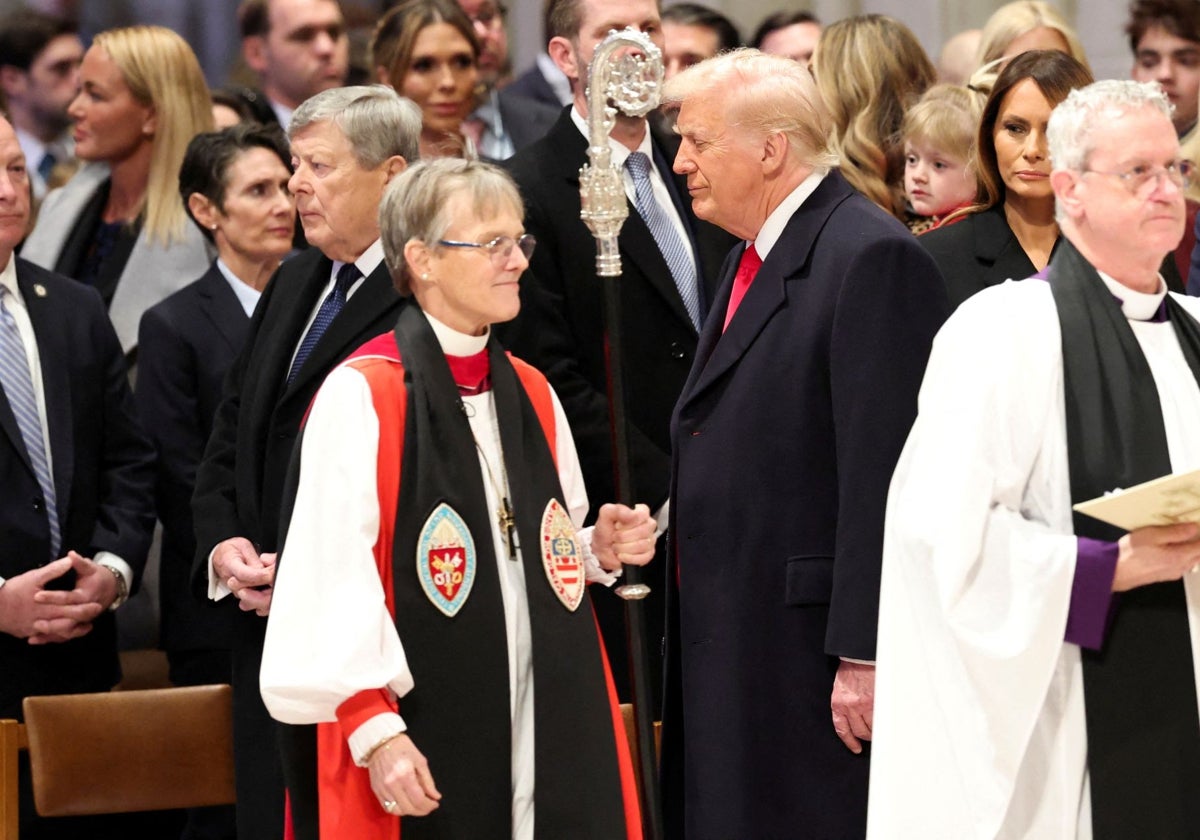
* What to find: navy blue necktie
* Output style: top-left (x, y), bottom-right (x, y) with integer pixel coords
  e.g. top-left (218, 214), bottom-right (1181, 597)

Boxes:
top-left (287, 262), bottom-right (361, 385)
top-left (37, 151), bottom-right (56, 183)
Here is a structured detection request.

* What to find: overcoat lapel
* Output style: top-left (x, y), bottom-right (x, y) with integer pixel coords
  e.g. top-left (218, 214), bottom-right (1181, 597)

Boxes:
top-left (20, 269), bottom-right (74, 527)
top-left (679, 171), bottom-right (855, 408)
top-left (259, 254), bottom-right (333, 402)
top-left (281, 262), bottom-right (395, 401)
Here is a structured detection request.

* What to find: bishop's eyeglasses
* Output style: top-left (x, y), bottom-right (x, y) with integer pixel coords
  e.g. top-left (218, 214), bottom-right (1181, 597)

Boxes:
top-left (438, 234), bottom-right (537, 265)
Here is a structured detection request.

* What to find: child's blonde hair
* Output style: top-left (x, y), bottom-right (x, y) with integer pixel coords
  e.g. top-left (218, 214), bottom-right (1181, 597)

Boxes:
top-left (901, 84), bottom-right (980, 168)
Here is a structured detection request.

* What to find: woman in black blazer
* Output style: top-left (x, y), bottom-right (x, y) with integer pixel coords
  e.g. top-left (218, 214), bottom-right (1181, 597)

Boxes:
top-left (921, 50), bottom-right (1092, 308)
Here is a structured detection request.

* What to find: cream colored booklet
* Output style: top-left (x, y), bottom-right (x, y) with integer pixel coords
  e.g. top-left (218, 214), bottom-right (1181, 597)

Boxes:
top-left (1073, 468), bottom-right (1200, 531)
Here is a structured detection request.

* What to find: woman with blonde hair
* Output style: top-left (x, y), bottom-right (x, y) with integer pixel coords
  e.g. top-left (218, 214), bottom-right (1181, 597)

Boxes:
top-left (976, 1), bottom-right (1091, 72)
top-left (22, 25), bottom-right (214, 360)
top-left (370, 0), bottom-right (480, 159)
top-left (813, 14), bottom-right (936, 219)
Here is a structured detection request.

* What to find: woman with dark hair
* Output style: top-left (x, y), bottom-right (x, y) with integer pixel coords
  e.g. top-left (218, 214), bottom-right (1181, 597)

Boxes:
top-left (370, 0), bottom-right (480, 158)
top-left (921, 49), bottom-right (1094, 307)
top-left (136, 121), bottom-right (294, 707)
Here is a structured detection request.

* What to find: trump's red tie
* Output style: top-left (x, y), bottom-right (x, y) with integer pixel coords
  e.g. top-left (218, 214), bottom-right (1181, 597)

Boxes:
top-left (723, 243), bottom-right (762, 332)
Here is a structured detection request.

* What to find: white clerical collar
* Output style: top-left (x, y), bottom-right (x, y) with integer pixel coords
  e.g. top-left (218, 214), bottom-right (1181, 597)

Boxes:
top-left (569, 105), bottom-right (653, 165)
top-left (751, 169), bottom-right (828, 260)
top-left (1096, 270), bottom-right (1167, 322)
top-left (425, 310), bottom-right (490, 356)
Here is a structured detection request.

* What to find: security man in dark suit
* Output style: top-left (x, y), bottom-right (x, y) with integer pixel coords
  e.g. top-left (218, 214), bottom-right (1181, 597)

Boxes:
top-left (0, 113), bottom-right (154, 837)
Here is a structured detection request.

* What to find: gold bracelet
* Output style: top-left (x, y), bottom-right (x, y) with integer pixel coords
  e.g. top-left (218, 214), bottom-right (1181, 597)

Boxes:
top-left (362, 731), bottom-right (404, 765)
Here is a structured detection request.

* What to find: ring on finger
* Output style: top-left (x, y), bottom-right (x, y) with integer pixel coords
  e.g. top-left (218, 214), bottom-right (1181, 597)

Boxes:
top-left (382, 799), bottom-right (398, 814)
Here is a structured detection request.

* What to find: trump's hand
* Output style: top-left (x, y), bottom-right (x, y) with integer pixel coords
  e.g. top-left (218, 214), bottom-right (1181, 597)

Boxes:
top-left (212, 537), bottom-right (276, 616)
top-left (592, 503), bottom-right (657, 570)
top-left (831, 660), bottom-right (875, 754)
top-left (369, 733), bottom-right (442, 817)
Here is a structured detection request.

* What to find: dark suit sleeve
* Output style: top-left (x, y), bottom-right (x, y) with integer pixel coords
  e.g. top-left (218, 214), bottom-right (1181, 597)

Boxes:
top-left (826, 234), bottom-right (949, 660)
top-left (84, 291), bottom-right (155, 585)
top-left (136, 305), bottom-right (202, 564)
top-left (190, 272), bottom-right (279, 586)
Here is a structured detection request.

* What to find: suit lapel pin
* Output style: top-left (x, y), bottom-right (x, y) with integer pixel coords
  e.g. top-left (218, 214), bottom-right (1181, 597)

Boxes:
top-left (32, 284), bottom-right (47, 298)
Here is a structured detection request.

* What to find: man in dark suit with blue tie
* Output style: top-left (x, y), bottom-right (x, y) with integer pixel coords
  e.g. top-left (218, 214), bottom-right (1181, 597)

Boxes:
top-left (498, 0), bottom-right (738, 703)
top-left (0, 113), bottom-right (154, 837)
top-left (658, 51), bottom-right (949, 839)
top-left (190, 86), bottom-right (416, 840)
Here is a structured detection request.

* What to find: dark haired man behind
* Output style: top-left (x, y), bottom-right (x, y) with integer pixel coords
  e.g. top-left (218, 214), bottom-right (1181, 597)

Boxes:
top-left (234, 0), bottom-right (349, 128)
top-left (751, 9), bottom-right (821, 66)
top-left (1128, 0), bottom-right (1200, 137)
top-left (455, 0), bottom-right (559, 158)
top-left (661, 3), bottom-right (741, 79)
top-left (0, 9), bottom-right (81, 200)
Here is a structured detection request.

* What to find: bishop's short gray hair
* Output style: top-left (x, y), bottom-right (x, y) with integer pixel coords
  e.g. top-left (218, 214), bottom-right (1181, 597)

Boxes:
top-left (1047, 80), bottom-right (1173, 172)
top-left (289, 85), bottom-right (421, 169)
top-left (379, 158), bottom-right (524, 296)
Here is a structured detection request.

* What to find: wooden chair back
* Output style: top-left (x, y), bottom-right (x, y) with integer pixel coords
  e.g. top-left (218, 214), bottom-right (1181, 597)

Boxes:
top-left (0, 684), bottom-right (235, 836)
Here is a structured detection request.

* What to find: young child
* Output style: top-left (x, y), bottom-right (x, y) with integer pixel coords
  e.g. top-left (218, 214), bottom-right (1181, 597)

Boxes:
top-left (902, 84), bottom-right (981, 234)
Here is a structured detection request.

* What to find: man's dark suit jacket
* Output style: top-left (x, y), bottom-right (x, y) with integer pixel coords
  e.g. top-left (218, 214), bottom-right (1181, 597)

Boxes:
top-left (923, 203), bottom-right (1184, 308)
top-left (662, 171), bottom-right (950, 839)
top-left (496, 86), bottom-right (558, 155)
top-left (498, 106), bottom-right (737, 702)
top-left (0, 258), bottom-right (154, 719)
top-left (191, 248), bottom-right (403, 840)
top-left (136, 264), bottom-right (248, 673)
top-left (505, 64), bottom-right (566, 111)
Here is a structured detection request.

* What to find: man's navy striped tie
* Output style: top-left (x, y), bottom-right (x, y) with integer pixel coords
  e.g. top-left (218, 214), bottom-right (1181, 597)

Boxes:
top-left (0, 285), bottom-right (59, 558)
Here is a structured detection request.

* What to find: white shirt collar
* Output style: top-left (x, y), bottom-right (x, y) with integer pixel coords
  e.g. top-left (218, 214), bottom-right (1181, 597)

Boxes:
top-left (569, 106), bottom-right (653, 166)
top-left (346, 239), bottom-right (384, 279)
top-left (215, 258), bottom-right (264, 317)
top-left (751, 169), bottom-right (828, 260)
top-left (0, 252), bottom-right (17, 301)
top-left (269, 98), bottom-right (294, 130)
top-left (425, 310), bottom-right (489, 356)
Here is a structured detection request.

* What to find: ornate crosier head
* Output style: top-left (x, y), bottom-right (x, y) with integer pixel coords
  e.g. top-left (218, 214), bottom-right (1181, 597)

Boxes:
top-left (579, 28), bottom-right (664, 277)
